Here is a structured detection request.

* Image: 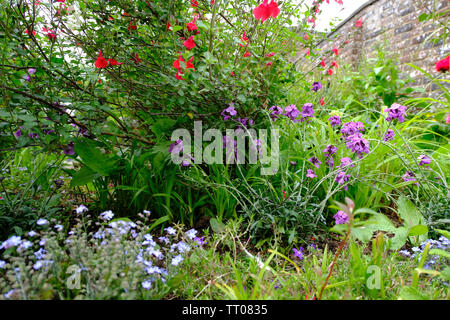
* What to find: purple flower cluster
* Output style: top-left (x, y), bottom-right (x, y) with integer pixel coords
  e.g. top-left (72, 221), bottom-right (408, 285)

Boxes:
top-left (63, 142), bottom-right (75, 156)
top-left (336, 171), bottom-right (351, 190)
top-left (323, 145), bottom-right (337, 168)
top-left (341, 122), bottom-right (365, 138)
top-left (384, 129), bottom-right (395, 142)
top-left (339, 157), bottom-right (354, 168)
top-left (345, 133), bottom-right (370, 158)
top-left (306, 169), bottom-right (317, 179)
top-left (384, 103), bottom-right (407, 123)
top-left (329, 116), bottom-right (341, 127)
top-left (341, 122), bottom-right (369, 158)
top-left (269, 106), bottom-right (283, 121)
top-left (323, 145), bottom-right (337, 158)
top-left (221, 103), bottom-right (237, 121)
top-left (311, 81), bottom-right (322, 92)
top-left (301, 103), bottom-right (315, 121)
top-left (284, 104), bottom-right (301, 123)
top-left (308, 157), bottom-right (322, 169)
top-left (402, 171), bottom-right (418, 186)
top-left (236, 118), bottom-right (254, 128)
top-left (418, 155), bottom-right (431, 166)
top-left (169, 139), bottom-right (183, 154)
top-left (333, 211), bottom-right (349, 225)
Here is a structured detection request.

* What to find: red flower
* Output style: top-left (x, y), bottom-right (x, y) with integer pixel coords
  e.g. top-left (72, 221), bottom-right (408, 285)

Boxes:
top-left (132, 53), bottom-right (142, 64)
top-left (243, 51), bottom-right (251, 58)
top-left (25, 29), bottom-right (36, 36)
top-left (305, 48), bottom-right (310, 56)
top-left (173, 54), bottom-right (194, 71)
top-left (355, 19), bottom-right (363, 27)
top-left (167, 22), bottom-right (172, 31)
top-left (176, 71), bottom-right (185, 80)
top-left (183, 36), bottom-right (196, 50)
top-left (332, 46), bottom-right (339, 56)
top-left (328, 69), bottom-right (333, 75)
top-left (253, 0), bottom-right (280, 23)
top-left (332, 60), bottom-right (338, 68)
top-left (95, 50), bottom-right (108, 69)
top-left (266, 61), bottom-right (273, 67)
top-left (108, 59), bottom-right (123, 66)
top-left (187, 17), bottom-right (198, 32)
top-left (266, 52), bottom-right (276, 57)
top-left (436, 56), bottom-right (450, 73)
top-left (191, 0), bottom-right (198, 7)
top-left (42, 27), bottom-right (57, 40)
top-left (320, 59), bottom-right (326, 67)
top-left (320, 97), bottom-right (325, 106)
top-left (446, 114), bottom-right (450, 124)
top-left (240, 32), bottom-right (249, 47)
top-left (128, 21), bottom-right (137, 31)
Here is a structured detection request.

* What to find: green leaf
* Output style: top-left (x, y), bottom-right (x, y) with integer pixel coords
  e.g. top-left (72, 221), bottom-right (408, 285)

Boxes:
top-left (74, 139), bottom-right (118, 176)
top-left (148, 215), bottom-right (170, 232)
top-left (429, 249), bottom-right (450, 259)
top-left (210, 218), bottom-right (225, 234)
top-left (408, 225), bottom-right (428, 237)
top-left (70, 166), bottom-right (100, 187)
top-left (399, 286), bottom-right (429, 300)
top-left (436, 229), bottom-right (450, 239)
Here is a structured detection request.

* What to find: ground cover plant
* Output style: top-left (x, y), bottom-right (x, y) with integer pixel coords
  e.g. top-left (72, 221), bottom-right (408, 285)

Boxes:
top-left (0, 0), bottom-right (449, 301)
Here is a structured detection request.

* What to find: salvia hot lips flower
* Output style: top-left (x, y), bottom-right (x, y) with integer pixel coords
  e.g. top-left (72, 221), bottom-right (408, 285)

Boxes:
top-left (95, 50), bottom-right (108, 69)
top-left (95, 51), bottom-right (123, 68)
top-left (187, 16), bottom-right (198, 32)
top-left (253, 0), bottom-right (280, 23)
top-left (436, 56), bottom-right (449, 73)
top-left (183, 36), bottom-right (196, 50)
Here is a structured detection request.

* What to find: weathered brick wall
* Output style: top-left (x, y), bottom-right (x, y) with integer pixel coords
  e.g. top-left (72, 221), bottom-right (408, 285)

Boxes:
top-left (305, 0), bottom-right (449, 92)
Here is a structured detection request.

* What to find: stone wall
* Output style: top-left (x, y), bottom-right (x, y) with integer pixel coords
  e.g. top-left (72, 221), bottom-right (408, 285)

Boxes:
top-left (304, 0), bottom-right (449, 93)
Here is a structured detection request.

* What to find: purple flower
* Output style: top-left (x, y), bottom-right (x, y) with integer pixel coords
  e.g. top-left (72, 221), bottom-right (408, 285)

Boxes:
top-left (326, 156), bottom-right (334, 168)
top-left (236, 118), bottom-right (254, 128)
top-left (336, 171), bottom-right (351, 190)
top-left (333, 211), bottom-right (349, 225)
top-left (169, 139), bottom-right (183, 154)
top-left (293, 247), bottom-right (304, 260)
top-left (269, 106), bottom-right (283, 121)
top-left (63, 142), bottom-right (75, 156)
top-left (345, 133), bottom-right (370, 157)
top-left (341, 122), bottom-right (365, 138)
top-left (28, 132), bottom-right (39, 139)
top-left (329, 116), bottom-right (341, 127)
top-left (28, 68), bottom-right (37, 75)
top-left (181, 159), bottom-right (192, 167)
top-left (306, 169), bottom-right (317, 178)
top-left (402, 171), bottom-right (418, 186)
top-left (301, 103), bottom-right (314, 120)
top-left (323, 145), bottom-right (337, 158)
top-left (15, 129), bottom-right (22, 137)
top-left (384, 129), bottom-right (395, 142)
top-left (418, 155), bottom-right (431, 166)
top-left (311, 81), bottom-right (322, 92)
top-left (194, 236), bottom-right (206, 246)
top-left (308, 157), bottom-right (322, 169)
top-left (25, 75), bottom-right (31, 82)
top-left (384, 103), bottom-right (407, 123)
top-left (221, 103), bottom-right (237, 121)
top-left (339, 157), bottom-right (354, 168)
top-left (290, 161), bottom-right (297, 166)
top-left (284, 104), bottom-right (300, 122)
